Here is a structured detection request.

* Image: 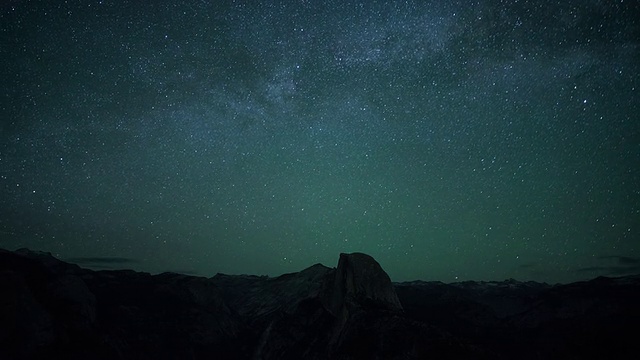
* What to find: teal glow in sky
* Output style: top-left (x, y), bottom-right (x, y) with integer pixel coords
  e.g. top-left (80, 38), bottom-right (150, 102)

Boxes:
top-left (1, 0), bottom-right (639, 283)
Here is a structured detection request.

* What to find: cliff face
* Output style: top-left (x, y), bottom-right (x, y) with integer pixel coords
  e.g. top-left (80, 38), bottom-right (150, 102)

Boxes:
top-left (211, 252), bottom-right (412, 359)
top-left (2, 248), bottom-right (640, 360)
top-left (326, 252), bottom-right (403, 316)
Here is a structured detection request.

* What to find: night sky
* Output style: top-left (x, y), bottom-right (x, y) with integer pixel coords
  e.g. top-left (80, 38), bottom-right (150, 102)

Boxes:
top-left (2, 0), bottom-right (639, 283)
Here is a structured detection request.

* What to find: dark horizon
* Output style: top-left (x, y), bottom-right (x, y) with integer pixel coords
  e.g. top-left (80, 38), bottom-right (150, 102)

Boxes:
top-left (5, 247), bottom-right (640, 285)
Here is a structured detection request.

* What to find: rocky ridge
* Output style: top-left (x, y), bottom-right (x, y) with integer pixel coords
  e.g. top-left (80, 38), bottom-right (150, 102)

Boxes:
top-left (1, 248), bottom-right (639, 359)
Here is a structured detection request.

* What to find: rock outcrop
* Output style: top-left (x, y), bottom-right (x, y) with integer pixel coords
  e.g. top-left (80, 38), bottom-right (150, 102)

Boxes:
top-left (0, 248), bottom-right (249, 360)
top-left (326, 252), bottom-right (403, 316)
top-left (2, 248), bottom-right (640, 359)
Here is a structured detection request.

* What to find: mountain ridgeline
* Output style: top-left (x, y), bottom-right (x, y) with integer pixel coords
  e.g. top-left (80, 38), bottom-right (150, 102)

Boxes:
top-left (1, 248), bottom-right (639, 359)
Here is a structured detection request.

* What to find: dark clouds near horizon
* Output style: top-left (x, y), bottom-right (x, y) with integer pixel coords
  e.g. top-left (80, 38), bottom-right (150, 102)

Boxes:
top-left (576, 255), bottom-right (640, 276)
top-left (1, 0), bottom-right (639, 283)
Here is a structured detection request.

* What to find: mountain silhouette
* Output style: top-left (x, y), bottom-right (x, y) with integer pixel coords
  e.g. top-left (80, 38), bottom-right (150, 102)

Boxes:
top-left (1, 248), bottom-right (639, 359)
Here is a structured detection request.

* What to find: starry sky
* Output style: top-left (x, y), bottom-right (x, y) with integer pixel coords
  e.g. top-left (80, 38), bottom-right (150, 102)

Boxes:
top-left (1, 0), bottom-right (639, 283)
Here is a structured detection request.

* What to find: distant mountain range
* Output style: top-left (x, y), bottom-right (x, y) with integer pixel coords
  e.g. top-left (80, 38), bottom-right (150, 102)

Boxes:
top-left (1, 248), bottom-right (639, 359)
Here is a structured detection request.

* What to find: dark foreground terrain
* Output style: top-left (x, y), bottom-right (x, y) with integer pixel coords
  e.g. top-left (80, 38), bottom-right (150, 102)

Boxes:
top-left (1, 248), bottom-right (639, 359)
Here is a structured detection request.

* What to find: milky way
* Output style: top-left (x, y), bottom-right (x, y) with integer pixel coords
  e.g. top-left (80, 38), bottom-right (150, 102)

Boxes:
top-left (1, 0), bottom-right (639, 282)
